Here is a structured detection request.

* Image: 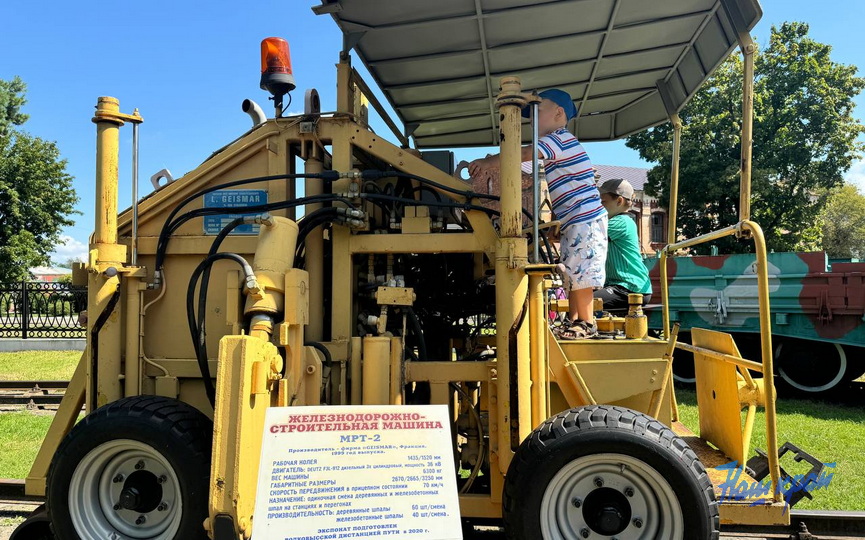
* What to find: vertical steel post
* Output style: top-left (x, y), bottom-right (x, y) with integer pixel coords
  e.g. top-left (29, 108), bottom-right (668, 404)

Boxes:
top-left (494, 77), bottom-right (530, 474)
top-left (531, 101), bottom-right (540, 262)
top-left (304, 149), bottom-right (325, 342)
top-left (124, 277), bottom-right (141, 397)
top-left (667, 113), bottom-right (682, 248)
top-left (94, 98), bottom-right (122, 246)
top-left (89, 97), bottom-right (128, 408)
top-left (527, 271), bottom-right (546, 428)
top-left (739, 38), bottom-right (756, 222)
top-left (131, 116), bottom-right (139, 266)
top-left (661, 113), bottom-right (683, 339)
top-left (330, 55), bottom-right (355, 376)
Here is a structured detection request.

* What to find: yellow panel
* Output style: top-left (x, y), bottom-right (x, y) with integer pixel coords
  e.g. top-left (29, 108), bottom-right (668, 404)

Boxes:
top-left (610, 391), bottom-right (672, 426)
top-left (691, 328), bottom-right (747, 465)
top-left (574, 359), bottom-right (668, 404)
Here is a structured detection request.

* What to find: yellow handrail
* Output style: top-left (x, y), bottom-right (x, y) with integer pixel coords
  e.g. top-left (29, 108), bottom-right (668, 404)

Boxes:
top-left (659, 220), bottom-right (781, 502)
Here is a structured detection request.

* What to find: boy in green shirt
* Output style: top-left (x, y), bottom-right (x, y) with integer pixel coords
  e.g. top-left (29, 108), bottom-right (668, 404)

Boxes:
top-left (595, 179), bottom-right (652, 310)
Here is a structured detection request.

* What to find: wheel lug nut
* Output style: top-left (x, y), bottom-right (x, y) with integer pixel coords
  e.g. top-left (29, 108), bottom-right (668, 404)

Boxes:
top-left (134, 460), bottom-right (145, 470)
top-left (580, 527), bottom-right (590, 538)
top-left (157, 474), bottom-right (167, 484)
top-left (593, 477), bottom-right (604, 487)
top-left (624, 487), bottom-right (634, 497)
top-left (157, 502), bottom-right (168, 512)
top-left (135, 515), bottom-right (146, 525)
top-left (113, 503), bottom-right (120, 511)
top-left (112, 474), bottom-right (124, 483)
top-left (633, 517), bottom-right (643, 528)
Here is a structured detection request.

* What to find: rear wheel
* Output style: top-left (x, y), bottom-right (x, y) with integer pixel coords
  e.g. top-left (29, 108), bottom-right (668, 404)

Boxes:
top-left (47, 396), bottom-right (212, 540)
top-left (776, 339), bottom-right (849, 394)
top-left (503, 405), bottom-right (719, 539)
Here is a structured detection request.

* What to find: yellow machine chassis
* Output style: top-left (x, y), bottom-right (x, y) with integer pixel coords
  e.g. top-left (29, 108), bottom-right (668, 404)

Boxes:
top-left (26, 33), bottom-right (788, 537)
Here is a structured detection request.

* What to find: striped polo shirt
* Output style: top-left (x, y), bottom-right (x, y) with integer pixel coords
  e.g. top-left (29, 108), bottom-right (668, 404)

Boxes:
top-left (537, 128), bottom-right (605, 230)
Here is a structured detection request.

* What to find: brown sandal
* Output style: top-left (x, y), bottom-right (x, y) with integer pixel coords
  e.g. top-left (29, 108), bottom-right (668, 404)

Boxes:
top-left (555, 319), bottom-right (597, 340)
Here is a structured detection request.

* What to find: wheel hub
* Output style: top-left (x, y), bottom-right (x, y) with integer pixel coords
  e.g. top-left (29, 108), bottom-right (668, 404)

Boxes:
top-left (583, 488), bottom-right (631, 535)
top-left (119, 470), bottom-right (163, 513)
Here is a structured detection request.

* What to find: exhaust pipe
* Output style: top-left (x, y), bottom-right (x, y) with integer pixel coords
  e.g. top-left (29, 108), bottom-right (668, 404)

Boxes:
top-left (242, 99), bottom-right (267, 127)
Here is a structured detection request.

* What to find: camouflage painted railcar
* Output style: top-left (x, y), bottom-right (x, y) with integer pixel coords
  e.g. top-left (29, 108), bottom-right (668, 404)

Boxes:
top-left (645, 251), bottom-right (865, 393)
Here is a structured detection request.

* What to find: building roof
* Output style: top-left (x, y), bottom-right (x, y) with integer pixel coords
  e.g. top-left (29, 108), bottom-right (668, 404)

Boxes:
top-left (319, 0), bottom-right (762, 147)
top-left (594, 164), bottom-right (649, 191)
top-left (30, 266), bottom-right (73, 276)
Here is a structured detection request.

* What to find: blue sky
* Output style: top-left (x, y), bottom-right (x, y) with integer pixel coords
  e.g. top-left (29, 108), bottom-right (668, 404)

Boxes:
top-left (2, 0), bottom-right (864, 264)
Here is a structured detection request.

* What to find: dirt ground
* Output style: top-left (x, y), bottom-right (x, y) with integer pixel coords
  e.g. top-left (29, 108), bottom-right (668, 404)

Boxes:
top-left (0, 500), bottom-right (40, 540)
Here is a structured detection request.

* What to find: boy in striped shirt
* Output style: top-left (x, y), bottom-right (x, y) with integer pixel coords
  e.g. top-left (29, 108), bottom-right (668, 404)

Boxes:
top-left (469, 89), bottom-right (607, 338)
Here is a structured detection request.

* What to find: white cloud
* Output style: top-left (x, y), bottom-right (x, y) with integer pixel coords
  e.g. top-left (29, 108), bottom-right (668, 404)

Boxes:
top-left (844, 160), bottom-right (865, 192)
top-left (51, 235), bottom-right (88, 265)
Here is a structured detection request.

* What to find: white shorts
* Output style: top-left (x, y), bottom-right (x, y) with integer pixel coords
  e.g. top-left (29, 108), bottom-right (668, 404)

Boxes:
top-left (559, 217), bottom-right (608, 290)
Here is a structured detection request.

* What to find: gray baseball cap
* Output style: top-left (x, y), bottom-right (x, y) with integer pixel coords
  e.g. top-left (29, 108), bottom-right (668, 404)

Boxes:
top-left (598, 178), bottom-right (635, 200)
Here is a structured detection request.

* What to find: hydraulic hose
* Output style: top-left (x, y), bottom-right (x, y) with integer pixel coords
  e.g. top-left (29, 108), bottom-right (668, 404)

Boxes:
top-left (304, 340), bottom-right (334, 368)
top-left (186, 252), bottom-right (256, 406)
top-left (90, 283), bottom-right (122, 408)
top-left (194, 216), bottom-right (273, 383)
top-left (405, 307), bottom-right (427, 362)
top-left (156, 192), bottom-right (352, 274)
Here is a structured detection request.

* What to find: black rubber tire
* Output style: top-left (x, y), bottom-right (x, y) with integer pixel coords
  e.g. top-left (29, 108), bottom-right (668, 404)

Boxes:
top-left (47, 396), bottom-right (213, 540)
top-left (10, 504), bottom-right (52, 540)
top-left (776, 338), bottom-right (850, 395)
top-left (503, 405), bottom-right (719, 540)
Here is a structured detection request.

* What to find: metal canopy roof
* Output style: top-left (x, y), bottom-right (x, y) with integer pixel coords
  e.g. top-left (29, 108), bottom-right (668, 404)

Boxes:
top-left (317, 0), bottom-right (762, 148)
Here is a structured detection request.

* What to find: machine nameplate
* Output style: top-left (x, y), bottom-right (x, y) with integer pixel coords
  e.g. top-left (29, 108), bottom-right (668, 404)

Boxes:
top-left (253, 405), bottom-right (462, 540)
top-left (203, 189), bottom-right (268, 235)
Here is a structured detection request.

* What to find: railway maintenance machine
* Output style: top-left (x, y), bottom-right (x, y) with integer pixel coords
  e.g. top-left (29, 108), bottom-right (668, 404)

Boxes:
top-left (14, 1), bottom-right (825, 538)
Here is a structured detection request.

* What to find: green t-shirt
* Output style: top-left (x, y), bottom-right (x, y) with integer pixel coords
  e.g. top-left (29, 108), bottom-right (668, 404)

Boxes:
top-left (606, 214), bottom-right (652, 294)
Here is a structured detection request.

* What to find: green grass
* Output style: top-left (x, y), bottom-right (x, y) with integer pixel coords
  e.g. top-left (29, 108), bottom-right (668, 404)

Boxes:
top-left (675, 387), bottom-right (865, 511)
top-left (0, 350), bottom-right (80, 380)
top-left (0, 411), bottom-right (58, 479)
top-left (0, 350), bottom-right (82, 482)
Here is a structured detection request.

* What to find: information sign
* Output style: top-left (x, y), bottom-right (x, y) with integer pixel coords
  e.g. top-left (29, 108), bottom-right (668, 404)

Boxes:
top-left (252, 405), bottom-right (463, 540)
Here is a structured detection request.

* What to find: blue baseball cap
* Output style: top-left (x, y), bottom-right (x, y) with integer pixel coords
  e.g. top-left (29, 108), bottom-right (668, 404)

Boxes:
top-left (522, 89), bottom-right (578, 120)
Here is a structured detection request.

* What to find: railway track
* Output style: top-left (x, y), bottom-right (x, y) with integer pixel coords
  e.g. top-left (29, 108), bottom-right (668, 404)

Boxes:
top-left (0, 477), bottom-right (860, 539)
top-left (0, 381), bottom-right (67, 408)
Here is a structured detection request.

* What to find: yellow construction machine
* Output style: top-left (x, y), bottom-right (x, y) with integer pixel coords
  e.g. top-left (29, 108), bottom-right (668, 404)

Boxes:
top-left (14, 1), bottom-right (815, 539)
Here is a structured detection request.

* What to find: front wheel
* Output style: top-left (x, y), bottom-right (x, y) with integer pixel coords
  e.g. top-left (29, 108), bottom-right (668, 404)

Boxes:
top-left (47, 396), bottom-right (213, 540)
top-left (503, 405), bottom-right (719, 539)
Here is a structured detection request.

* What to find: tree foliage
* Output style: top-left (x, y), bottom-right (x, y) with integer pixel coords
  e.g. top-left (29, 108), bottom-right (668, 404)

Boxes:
top-left (820, 183), bottom-right (865, 259)
top-left (0, 77), bottom-right (79, 282)
top-left (0, 77), bottom-right (28, 136)
top-left (626, 22), bottom-right (865, 254)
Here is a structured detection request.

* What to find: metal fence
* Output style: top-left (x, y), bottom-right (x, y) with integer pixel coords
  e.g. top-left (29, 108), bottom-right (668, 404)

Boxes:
top-left (0, 281), bottom-right (87, 338)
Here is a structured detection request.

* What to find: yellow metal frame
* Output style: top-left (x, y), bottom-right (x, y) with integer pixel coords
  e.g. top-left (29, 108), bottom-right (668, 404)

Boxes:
top-left (658, 31), bottom-right (783, 508)
top-left (28, 37), bottom-right (790, 533)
